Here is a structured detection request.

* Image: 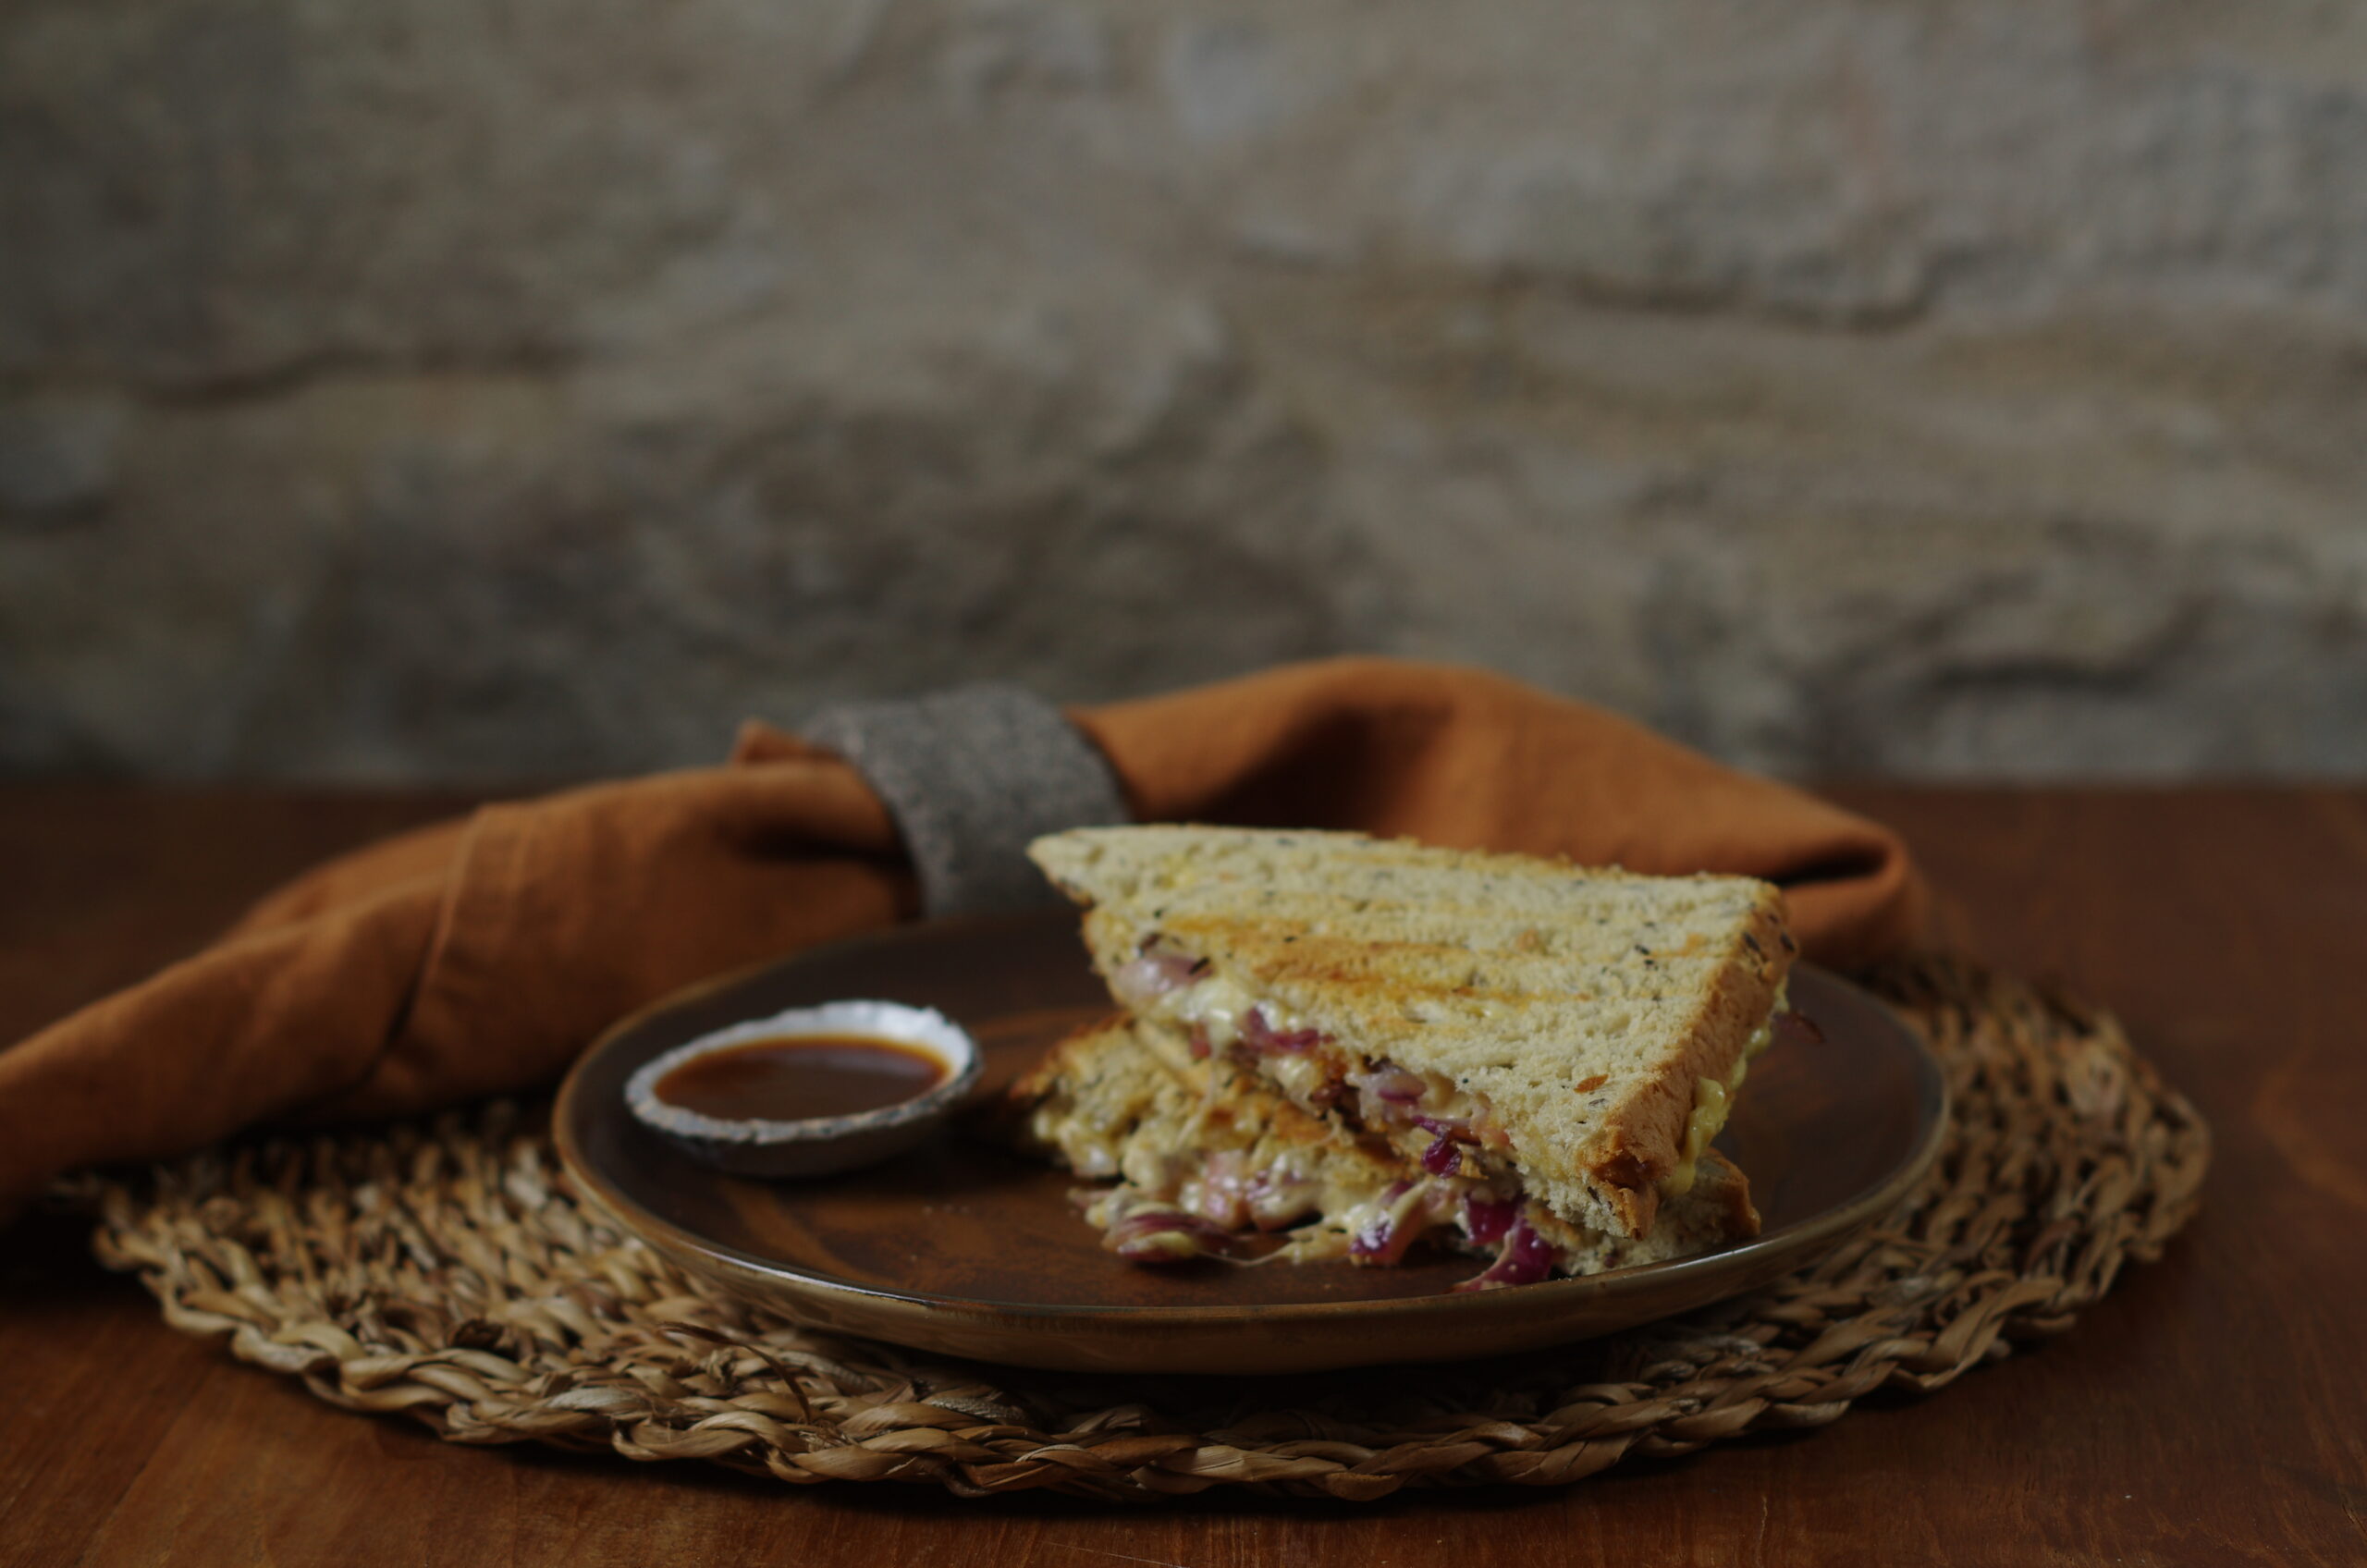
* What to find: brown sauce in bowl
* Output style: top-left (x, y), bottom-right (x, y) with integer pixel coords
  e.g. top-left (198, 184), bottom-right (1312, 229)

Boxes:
top-left (654, 1035), bottom-right (949, 1122)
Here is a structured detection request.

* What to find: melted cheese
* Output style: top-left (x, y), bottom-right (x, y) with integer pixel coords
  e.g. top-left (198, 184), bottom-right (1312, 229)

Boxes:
top-left (1152, 974), bottom-right (1268, 1047)
top-left (1662, 987), bottom-right (1785, 1197)
top-left (1260, 1050), bottom-right (1329, 1102)
top-left (1334, 1176), bottom-right (1439, 1248)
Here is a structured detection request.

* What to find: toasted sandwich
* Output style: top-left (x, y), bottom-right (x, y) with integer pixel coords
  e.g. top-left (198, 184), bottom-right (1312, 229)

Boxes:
top-left (1014, 1015), bottom-right (1760, 1284)
top-left (1022, 826), bottom-right (1797, 1277)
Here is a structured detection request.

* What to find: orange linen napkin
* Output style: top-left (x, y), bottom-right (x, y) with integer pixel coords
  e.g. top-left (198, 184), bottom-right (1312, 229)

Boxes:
top-left (0, 658), bottom-right (1923, 1215)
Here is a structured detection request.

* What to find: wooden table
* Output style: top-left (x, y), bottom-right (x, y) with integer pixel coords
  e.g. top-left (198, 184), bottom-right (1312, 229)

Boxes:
top-left (3, 787), bottom-right (2362, 1567)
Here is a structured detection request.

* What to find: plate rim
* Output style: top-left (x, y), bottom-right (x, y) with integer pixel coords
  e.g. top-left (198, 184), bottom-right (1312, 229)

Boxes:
top-left (555, 911), bottom-right (1952, 1338)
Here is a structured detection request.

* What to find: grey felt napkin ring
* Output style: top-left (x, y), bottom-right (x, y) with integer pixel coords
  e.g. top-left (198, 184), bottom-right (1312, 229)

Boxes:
top-left (802, 682), bottom-right (1132, 918)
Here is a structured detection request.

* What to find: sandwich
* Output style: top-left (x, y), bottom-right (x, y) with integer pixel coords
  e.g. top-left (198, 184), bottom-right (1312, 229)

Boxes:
top-left (1012, 825), bottom-right (1804, 1287)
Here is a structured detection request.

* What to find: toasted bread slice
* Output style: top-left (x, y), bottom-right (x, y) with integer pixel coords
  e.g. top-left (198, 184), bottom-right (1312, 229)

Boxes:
top-left (1028, 826), bottom-right (1793, 1241)
top-left (1012, 1017), bottom-right (1759, 1279)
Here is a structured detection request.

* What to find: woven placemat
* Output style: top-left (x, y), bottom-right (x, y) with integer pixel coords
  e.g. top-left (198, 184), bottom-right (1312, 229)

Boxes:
top-left (76, 955), bottom-right (2208, 1501)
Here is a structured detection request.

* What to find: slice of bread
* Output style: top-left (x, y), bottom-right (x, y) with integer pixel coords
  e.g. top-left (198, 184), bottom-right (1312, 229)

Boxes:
top-left (1029, 826), bottom-right (1793, 1241)
top-left (1012, 1016), bottom-right (1759, 1276)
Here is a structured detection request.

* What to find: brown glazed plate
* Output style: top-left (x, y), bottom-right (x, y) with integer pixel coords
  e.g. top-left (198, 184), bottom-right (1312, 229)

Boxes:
top-left (555, 910), bottom-right (1949, 1376)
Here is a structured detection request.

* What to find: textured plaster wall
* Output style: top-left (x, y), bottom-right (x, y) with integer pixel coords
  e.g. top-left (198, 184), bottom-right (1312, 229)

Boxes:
top-left (5, 0), bottom-right (2367, 780)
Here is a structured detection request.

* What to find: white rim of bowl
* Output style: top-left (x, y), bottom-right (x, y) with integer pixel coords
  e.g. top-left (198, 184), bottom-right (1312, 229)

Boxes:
top-left (623, 1000), bottom-right (982, 1147)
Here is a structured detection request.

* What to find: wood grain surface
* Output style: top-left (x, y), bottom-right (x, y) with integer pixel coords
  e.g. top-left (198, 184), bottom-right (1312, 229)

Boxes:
top-left (2, 785), bottom-right (2362, 1567)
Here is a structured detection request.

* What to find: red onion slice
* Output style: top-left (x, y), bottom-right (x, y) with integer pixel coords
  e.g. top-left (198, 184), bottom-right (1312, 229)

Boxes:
top-left (1347, 1182), bottom-right (1429, 1266)
top-left (1237, 1008), bottom-right (1325, 1055)
top-left (1110, 946), bottom-right (1207, 1008)
top-left (1453, 1218), bottom-right (1557, 1291)
top-left (1462, 1194), bottom-right (1518, 1246)
top-left (1107, 1209), bottom-right (1235, 1264)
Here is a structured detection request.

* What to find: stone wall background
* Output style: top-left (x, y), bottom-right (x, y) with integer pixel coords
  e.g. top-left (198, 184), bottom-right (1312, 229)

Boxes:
top-left (5, 0), bottom-right (2366, 781)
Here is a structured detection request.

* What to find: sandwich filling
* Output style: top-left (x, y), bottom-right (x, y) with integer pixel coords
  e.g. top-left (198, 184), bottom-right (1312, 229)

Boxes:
top-left (1021, 1017), bottom-right (1763, 1290)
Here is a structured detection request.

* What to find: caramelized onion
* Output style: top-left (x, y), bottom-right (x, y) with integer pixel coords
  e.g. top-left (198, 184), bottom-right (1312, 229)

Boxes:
top-left (1194, 1150), bottom-right (1251, 1229)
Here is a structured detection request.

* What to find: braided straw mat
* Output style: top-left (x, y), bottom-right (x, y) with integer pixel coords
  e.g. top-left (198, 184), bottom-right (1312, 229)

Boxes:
top-left (77, 956), bottom-right (2208, 1502)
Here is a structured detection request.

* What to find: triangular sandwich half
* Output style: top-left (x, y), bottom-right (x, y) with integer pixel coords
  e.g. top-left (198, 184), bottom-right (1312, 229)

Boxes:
top-left (1012, 1015), bottom-right (1759, 1284)
top-left (1028, 826), bottom-right (1796, 1249)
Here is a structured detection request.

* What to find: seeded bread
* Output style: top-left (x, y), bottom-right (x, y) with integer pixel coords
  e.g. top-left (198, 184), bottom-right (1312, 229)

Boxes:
top-left (1029, 826), bottom-right (1793, 1240)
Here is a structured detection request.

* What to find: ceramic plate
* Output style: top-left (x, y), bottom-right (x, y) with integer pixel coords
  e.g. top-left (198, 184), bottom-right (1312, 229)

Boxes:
top-left (555, 910), bottom-right (1948, 1375)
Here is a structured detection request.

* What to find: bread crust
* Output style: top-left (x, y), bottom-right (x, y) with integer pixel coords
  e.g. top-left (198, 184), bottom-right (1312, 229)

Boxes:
top-left (1581, 891), bottom-right (1789, 1235)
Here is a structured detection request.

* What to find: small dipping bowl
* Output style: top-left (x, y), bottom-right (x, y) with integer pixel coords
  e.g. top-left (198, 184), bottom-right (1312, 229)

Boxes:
top-left (624, 1000), bottom-right (982, 1178)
